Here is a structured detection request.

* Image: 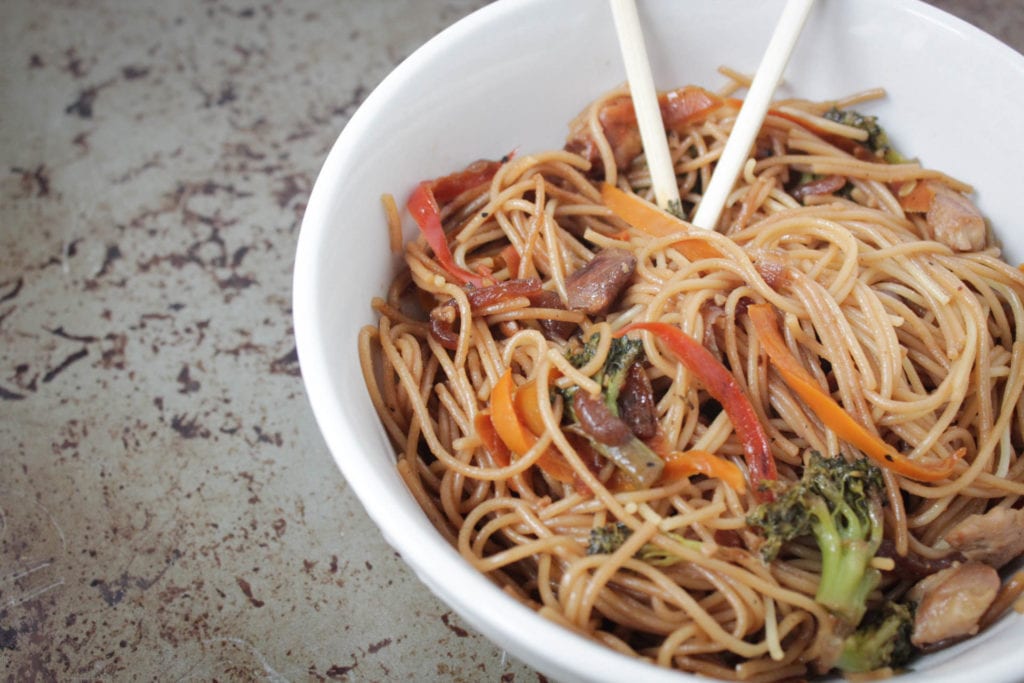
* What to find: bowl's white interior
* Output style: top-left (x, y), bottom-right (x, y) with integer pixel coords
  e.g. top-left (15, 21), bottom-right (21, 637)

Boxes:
top-left (293, 1), bottom-right (1024, 681)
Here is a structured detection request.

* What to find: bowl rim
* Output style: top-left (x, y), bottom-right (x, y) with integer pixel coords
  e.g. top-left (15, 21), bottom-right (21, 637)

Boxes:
top-left (293, 1), bottom-right (1024, 681)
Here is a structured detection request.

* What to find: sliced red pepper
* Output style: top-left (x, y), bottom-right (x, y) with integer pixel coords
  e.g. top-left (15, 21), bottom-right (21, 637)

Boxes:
top-left (499, 244), bottom-right (521, 278)
top-left (406, 158), bottom-right (507, 288)
top-left (604, 86), bottom-right (725, 132)
top-left (407, 181), bottom-right (489, 288)
top-left (616, 322), bottom-right (777, 500)
top-left (747, 303), bottom-right (960, 482)
top-left (429, 158), bottom-right (504, 204)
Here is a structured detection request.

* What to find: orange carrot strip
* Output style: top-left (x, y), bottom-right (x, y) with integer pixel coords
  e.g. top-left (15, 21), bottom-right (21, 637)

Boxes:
top-left (747, 303), bottom-right (959, 482)
top-left (661, 449), bottom-right (747, 494)
top-left (474, 412), bottom-right (511, 467)
top-left (513, 377), bottom-right (548, 438)
top-left (474, 411), bottom-right (522, 494)
top-left (725, 97), bottom-right (835, 139)
top-left (895, 180), bottom-right (936, 213)
top-left (600, 183), bottom-right (722, 262)
top-left (489, 370), bottom-right (575, 484)
top-left (490, 370), bottom-right (538, 455)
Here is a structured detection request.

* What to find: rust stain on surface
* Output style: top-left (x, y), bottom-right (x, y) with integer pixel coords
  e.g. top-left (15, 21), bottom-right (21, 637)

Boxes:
top-left (235, 577), bottom-right (265, 608)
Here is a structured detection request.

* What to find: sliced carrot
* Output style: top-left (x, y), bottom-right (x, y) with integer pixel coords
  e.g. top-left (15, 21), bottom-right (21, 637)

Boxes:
top-left (747, 303), bottom-right (960, 482)
top-left (474, 412), bottom-right (511, 467)
top-left (895, 180), bottom-right (936, 213)
top-left (490, 370), bottom-right (538, 455)
top-left (600, 183), bottom-right (722, 261)
top-left (724, 97), bottom-right (838, 141)
top-left (661, 449), bottom-right (747, 494)
top-left (474, 411), bottom-right (523, 494)
top-left (513, 377), bottom-right (548, 438)
top-left (489, 370), bottom-right (575, 484)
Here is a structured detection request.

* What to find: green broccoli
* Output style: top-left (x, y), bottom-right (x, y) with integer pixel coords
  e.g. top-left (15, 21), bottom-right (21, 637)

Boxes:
top-left (823, 107), bottom-right (906, 164)
top-left (747, 451), bottom-right (884, 625)
top-left (596, 335), bottom-right (644, 413)
top-left (586, 522), bottom-right (700, 565)
top-left (587, 521), bottom-right (632, 555)
top-left (836, 601), bottom-right (916, 674)
top-left (565, 333), bottom-right (644, 413)
top-left (563, 334), bottom-right (665, 488)
top-left (565, 330), bottom-right (603, 369)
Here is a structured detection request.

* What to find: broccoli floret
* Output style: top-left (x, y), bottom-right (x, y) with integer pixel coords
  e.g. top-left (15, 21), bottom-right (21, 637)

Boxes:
top-left (586, 522), bottom-right (700, 564)
top-left (563, 334), bottom-right (665, 488)
top-left (565, 334), bottom-right (644, 412)
top-left (598, 336), bottom-right (644, 412)
top-left (836, 601), bottom-right (916, 673)
top-left (747, 451), bottom-right (884, 625)
top-left (566, 330), bottom-right (603, 369)
top-left (635, 533), bottom-right (702, 566)
top-left (823, 107), bottom-right (906, 164)
top-left (587, 521), bottom-right (632, 555)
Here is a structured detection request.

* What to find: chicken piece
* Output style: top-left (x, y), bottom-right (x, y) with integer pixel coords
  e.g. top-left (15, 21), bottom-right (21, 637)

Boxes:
top-left (927, 182), bottom-right (987, 251)
top-left (565, 248), bottom-right (636, 316)
top-left (944, 506), bottom-right (1024, 569)
top-left (908, 562), bottom-right (1000, 647)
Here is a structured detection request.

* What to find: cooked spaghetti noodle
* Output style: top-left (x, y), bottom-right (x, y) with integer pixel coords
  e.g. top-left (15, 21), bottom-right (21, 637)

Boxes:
top-left (358, 79), bottom-right (1024, 680)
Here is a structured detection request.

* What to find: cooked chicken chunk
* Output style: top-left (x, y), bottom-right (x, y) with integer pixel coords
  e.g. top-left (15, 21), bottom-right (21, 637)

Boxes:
top-left (909, 562), bottom-right (1000, 647)
top-left (944, 506), bottom-right (1024, 569)
top-left (925, 181), bottom-right (987, 252)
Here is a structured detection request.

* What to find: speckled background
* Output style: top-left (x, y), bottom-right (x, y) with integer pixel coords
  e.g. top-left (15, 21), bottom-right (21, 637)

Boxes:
top-left (1, 1), bottom-right (1020, 681)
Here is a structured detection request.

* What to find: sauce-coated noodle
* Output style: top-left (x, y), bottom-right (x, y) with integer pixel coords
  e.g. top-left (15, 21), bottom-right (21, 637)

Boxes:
top-left (359, 81), bottom-right (1024, 680)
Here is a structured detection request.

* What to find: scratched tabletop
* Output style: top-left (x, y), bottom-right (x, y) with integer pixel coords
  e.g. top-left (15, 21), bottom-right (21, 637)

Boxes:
top-left (2, 1), bottom-right (1021, 681)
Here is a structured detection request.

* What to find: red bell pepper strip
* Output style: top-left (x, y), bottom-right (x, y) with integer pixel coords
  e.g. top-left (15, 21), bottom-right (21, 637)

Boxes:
top-left (408, 181), bottom-right (489, 288)
top-left (429, 158), bottom-right (503, 204)
top-left (616, 322), bottom-right (777, 499)
top-left (747, 303), bottom-right (960, 482)
top-left (406, 158), bottom-right (506, 288)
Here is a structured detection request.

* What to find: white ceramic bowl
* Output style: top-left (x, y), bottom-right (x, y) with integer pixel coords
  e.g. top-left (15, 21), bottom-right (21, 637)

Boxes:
top-left (293, 1), bottom-right (1024, 680)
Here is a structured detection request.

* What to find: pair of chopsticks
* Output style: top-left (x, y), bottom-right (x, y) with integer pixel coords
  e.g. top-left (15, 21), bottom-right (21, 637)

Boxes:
top-left (609, 0), bottom-right (815, 230)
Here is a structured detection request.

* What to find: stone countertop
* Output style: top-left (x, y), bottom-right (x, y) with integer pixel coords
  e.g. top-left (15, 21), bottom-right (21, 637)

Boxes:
top-left (1, 1), bottom-right (1020, 681)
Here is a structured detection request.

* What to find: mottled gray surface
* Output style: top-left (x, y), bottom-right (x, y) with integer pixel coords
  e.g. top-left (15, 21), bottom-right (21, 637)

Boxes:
top-left (0, 1), bottom-right (1020, 681)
